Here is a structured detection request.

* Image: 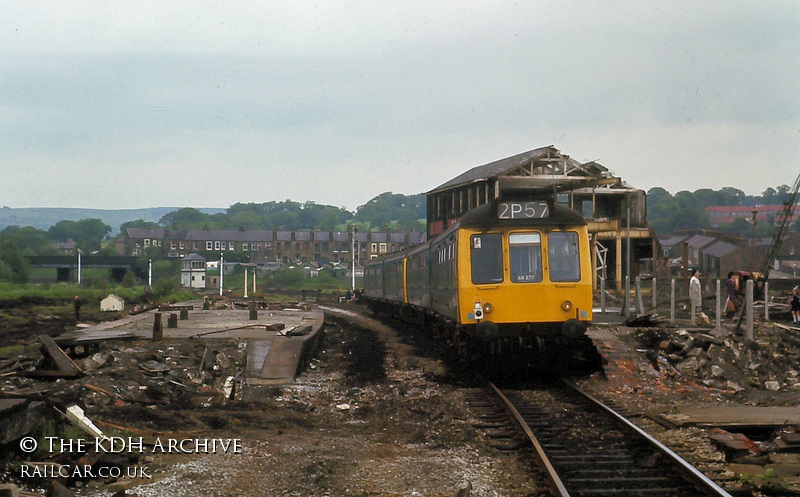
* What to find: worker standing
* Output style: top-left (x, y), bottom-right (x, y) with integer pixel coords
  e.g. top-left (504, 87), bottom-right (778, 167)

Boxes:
top-left (689, 269), bottom-right (702, 324)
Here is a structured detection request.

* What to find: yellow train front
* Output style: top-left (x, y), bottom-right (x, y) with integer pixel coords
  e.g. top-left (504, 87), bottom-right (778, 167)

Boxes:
top-left (364, 198), bottom-right (596, 372)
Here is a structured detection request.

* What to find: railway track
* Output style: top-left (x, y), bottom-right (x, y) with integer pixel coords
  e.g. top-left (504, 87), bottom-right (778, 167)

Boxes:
top-left (471, 380), bottom-right (736, 497)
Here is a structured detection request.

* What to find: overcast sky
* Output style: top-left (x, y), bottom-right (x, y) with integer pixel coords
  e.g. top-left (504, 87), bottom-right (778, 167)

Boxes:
top-left (2, 1), bottom-right (798, 211)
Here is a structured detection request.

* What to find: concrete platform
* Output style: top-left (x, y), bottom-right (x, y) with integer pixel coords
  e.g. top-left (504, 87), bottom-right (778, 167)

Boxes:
top-left (58, 300), bottom-right (324, 388)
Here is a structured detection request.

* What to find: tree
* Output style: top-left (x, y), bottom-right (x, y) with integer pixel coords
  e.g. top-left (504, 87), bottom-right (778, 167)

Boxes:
top-left (159, 208), bottom-right (212, 229)
top-left (354, 192), bottom-right (425, 228)
top-left (762, 187), bottom-right (778, 204)
top-left (48, 219), bottom-right (111, 252)
top-left (120, 219), bottom-right (157, 232)
top-left (646, 187), bottom-right (671, 205)
top-left (724, 218), bottom-right (755, 237)
top-left (0, 240), bottom-right (29, 283)
top-left (1, 226), bottom-right (57, 256)
top-left (718, 187), bottom-right (746, 206)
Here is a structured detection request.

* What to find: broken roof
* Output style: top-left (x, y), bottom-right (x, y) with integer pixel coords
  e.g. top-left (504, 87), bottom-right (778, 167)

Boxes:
top-left (426, 145), bottom-right (629, 195)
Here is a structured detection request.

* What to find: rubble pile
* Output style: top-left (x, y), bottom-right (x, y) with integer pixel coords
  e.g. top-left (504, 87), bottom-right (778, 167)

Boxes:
top-left (3, 339), bottom-right (245, 411)
top-left (633, 325), bottom-right (800, 396)
top-left (0, 336), bottom-right (247, 494)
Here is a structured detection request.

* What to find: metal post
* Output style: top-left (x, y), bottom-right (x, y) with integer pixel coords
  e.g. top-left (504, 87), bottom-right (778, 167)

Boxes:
top-left (600, 277), bottom-right (606, 313)
top-left (352, 228), bottom-right (358, 291)
top-left (253, 268), bottom-right (256, 294)
top-left (635, 276), bottom-right (644, 314)
top-left (652, 278), bottom-right (657, 311)
top-left (625, 206), bottom-right (631, 319)
top-left (148, 259), bottom-right (152, 289)
top-left (670, 279), bottom-right (675, 323)
top-left (623, 276), bottom-right (631, 318)
top-left (219, 254), bottom-right (224, 297)
top-left (77, 251), bottom-right (82, 284)
top-left (765, 281), bottom-right (770, 321)
top-left (746, 279), bottom-right (754, 341)
top-left (715, 279), bottom-right (721, 329)
top-left (244, 264), bottom-right (248, 298)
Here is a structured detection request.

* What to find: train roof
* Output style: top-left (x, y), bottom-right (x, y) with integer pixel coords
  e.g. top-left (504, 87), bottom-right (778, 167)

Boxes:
top-left (364, 201), bottom-right (586, 267)
top-left (458, 201), bottom-right (587, 229)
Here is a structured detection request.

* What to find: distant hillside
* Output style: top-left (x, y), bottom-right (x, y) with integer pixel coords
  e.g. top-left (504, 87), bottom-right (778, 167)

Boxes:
top-left (0, 206), bottom-right (226, 234)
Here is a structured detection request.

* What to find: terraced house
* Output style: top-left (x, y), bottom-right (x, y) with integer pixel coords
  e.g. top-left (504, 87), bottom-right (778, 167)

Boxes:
top-left (116, 227), bottom-right (425, 265)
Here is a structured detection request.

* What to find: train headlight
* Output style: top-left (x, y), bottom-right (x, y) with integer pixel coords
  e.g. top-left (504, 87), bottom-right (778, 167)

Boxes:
top-left (561, 300), bottom-right (573, 312)
top-left (473, 302), bottom-right (484, 320)
top-left (483, 302), bottom-right (493, 314)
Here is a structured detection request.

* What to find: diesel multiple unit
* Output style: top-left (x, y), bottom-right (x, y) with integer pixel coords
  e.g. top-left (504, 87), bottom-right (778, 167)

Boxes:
top-left (364, 198), bottom-right (596, 371)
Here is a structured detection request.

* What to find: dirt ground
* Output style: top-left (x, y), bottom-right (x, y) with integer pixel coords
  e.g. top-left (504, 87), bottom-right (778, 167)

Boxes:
top-left (7, 300), bottom-right (800, 496)
top-left (117, 307), bottom-right (544, 497)
top-left (4, 305), bottom-right (543, 497)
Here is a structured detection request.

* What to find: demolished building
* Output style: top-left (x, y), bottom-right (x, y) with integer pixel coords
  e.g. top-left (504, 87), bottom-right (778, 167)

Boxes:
top-left (425, 145), bottom-right (656, 291)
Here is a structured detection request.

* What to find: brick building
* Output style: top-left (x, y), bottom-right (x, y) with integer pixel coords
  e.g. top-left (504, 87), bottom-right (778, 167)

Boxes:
top-left (116, 227), bottom-right (425, 266)
top-left (705, 205), bottom-right (800, 228)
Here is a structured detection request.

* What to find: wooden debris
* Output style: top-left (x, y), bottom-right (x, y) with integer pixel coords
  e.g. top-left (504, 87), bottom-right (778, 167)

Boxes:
top-left (26, 335), bottom-right (84, 379)
top-left (624, 312), bottom-right (664, 327)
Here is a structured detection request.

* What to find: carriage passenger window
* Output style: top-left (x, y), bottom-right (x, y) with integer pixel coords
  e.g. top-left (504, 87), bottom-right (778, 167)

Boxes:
top-left (509, 233), bottom-right (542, 283)
top-left (471, 234), bottom-right (503, 284)
top-left (547, 232), bottom-right (580, 282)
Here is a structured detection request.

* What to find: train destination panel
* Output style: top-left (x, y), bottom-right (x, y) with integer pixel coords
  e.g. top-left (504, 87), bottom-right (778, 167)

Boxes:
top-left (497, 201), bottom-right (549, 219)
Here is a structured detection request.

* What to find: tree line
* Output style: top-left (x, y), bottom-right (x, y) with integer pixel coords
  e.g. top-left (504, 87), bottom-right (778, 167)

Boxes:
top-left (646, 185), bottom-right (798, 236)
top-left (3, 185), bottom-right (797, 284)
top-left (0, 192), bottom-right (426, 283)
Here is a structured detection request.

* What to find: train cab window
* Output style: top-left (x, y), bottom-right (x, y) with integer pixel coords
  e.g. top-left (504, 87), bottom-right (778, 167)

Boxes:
top-left (509, 233), bottom-right (542, 283)
top-left (547, 232), bottom-right (580, 282)
top-left (471, 234), bottom-right (503, 284)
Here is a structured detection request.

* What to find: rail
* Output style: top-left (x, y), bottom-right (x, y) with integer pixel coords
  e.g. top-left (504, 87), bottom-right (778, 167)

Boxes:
top-left (487, 380), bottom-right (734, 497)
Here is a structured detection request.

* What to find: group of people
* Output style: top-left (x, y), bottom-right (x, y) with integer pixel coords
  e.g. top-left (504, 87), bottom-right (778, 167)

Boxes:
top-left (690, 270), bottom-right (747, 323)
top-left (690, 269), bottom-right (800, 325)
top-left (344, 288), bottom-right (361, 302)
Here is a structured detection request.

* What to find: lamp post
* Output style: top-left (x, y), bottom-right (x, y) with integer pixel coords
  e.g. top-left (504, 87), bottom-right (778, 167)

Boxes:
top-left (352, 227), bottom-right (358, 291)
top-left (750, 210), bottom-right (758, 271)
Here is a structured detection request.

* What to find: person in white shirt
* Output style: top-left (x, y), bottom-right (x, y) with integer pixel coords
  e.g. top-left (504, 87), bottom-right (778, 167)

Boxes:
top-left (689, 269), bottom-right (702, 324)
